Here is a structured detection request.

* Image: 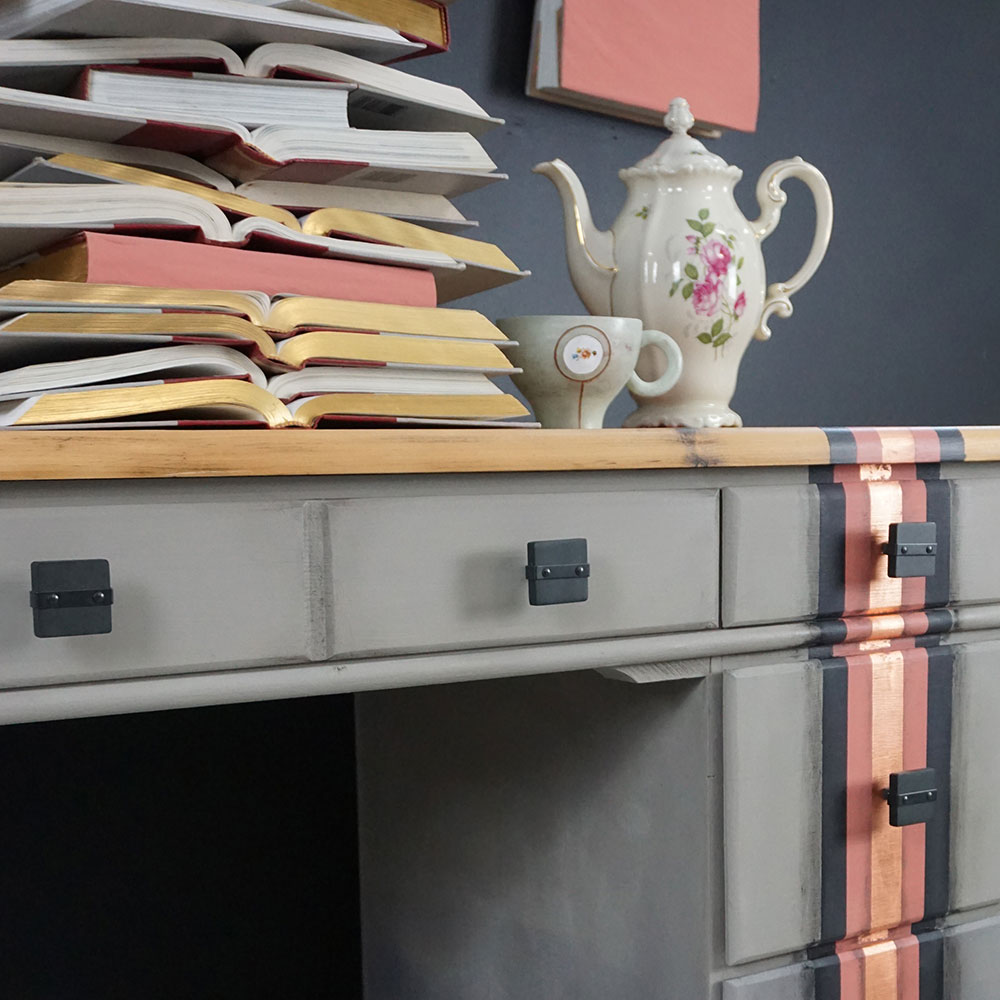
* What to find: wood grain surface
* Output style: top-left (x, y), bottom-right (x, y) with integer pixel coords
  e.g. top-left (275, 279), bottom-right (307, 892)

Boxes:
top-left (0, 427), bottom-right (997, 481)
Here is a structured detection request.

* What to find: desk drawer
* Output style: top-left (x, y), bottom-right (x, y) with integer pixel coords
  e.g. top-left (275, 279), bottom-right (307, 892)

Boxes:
top-left (724, 638), bottom-right (990, 966)
top-left (721, 965), bottom-right (811, 1000)
top-left (723, 477), bottom-right (1000, 627)
top-left (945, 915), bottom-right (1000, 999)
top-left (0, 502), bottom-right (312, 687)
top-left (324, 489), bottom-right (719, 657)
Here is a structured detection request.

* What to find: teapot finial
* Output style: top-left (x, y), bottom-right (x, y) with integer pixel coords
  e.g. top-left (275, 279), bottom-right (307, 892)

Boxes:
top-left (663, 97), bottom-right (695, 136)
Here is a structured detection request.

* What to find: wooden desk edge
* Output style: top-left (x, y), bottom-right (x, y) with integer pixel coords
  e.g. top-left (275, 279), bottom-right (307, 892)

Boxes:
top-left (1, 427), bottom-right (999, 480)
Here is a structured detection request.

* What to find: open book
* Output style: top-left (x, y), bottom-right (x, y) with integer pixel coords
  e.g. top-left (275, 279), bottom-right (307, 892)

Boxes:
top-left (5, 154), bottom-right (303, 227)
top-left (0, 343), bottom-right (268, 396)
top-left (78, 69), bottom-right (357, 130)
top-left (0, 280), bottom-right (507, 328)
top-left (0, 86), bottom-right (501, 193)
top-left (0, 38), bottom-right (499, 134)
top-left (300, 206), bottom-right (521, 274)
top-left (204, 125), bottom-right (498, 190)
top-left (0, 312), bottom-right (518, 373)
top-left (0, 184), bottom-right (527, 300)
top-left (265, 365), bottom-right (506, 400)
top-left (0, 279), bottom-right (515, 351)
top-left (234, 180), bottom-right (476, 230)
top-left (258, 0), bottom-right (451, 52)
top-left (0, 126), bottom-right (237, 190)
top-left (0, 0), bottom-right (423, 63)
top-left (0, 379), bottom-right (531, 428)
top-left (242, 42), bottom-right (499, 133)
top-left (0, 342), bottom-right (517, 398)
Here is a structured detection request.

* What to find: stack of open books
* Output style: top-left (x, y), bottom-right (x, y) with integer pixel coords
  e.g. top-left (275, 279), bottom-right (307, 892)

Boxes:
top-left (0, 280), bottom-right (530, 427)
top-left (0, 0), bottom-right (533, 429)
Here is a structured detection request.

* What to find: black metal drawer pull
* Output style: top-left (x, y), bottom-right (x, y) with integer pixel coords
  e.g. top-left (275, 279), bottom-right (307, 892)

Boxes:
top-left (882, 768), bottom-right (937, 827)
top-left (30, 559), bottom-right (113, 637)
top-left (525, 539), bottom-right (589, 606)
top-left (882, 522), bottom-right (937, 578)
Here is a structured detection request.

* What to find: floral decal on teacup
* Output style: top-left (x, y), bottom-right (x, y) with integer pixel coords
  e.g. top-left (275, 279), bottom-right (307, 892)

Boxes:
top-left (555, 327), bottom-right (611, 381)
top-left (669, 207), bottom-right (746, 354)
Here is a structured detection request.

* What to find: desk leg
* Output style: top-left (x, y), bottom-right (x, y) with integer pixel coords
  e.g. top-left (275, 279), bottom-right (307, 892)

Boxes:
top-left (356, 669), bottom-right (711, 1000)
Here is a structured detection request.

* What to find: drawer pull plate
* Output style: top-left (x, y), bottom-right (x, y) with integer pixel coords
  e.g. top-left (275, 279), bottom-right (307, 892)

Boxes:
top-left (525, 539), bottom-right (589, 606)
top-left (882, 767), bottom-right (937, 827)
top-left (30, 559), bottom-right (113, 638)
top-left (882, 521), bottom-right (937, 578)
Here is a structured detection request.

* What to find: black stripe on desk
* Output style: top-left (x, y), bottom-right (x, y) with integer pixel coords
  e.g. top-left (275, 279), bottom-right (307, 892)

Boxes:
top-left (936, 428), bottom-right (966, 463)
top-left (924, 479), bottom-right (952, 609)
top-left (917, 926), bottom-right (945, 1000)
top-left (822, 428), bottom-right (860, 466)
top-left (820, 657), bottom-right (849, 944)
top-left (814, 484), bottom-right (847, 620)
top-left (923, 645), bottom-right (954, 921)
top-left (812, 950), bottom-right (841, 1000)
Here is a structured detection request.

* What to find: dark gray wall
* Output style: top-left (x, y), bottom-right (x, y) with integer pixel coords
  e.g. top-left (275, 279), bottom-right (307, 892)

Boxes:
top-left (408, 0), bottom-right (1000, 427)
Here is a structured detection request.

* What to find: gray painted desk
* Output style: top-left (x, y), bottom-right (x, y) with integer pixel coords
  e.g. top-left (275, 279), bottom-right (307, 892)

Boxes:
top-left (3, 427), bottom-right (999, 999)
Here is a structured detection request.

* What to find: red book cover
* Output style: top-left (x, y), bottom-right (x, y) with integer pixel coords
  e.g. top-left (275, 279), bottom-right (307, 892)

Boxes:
top-left (391, 0), bottom-right (450, 57)
top-left (48, 231), bottom-right (438, 307)
top-left (559, 0), bottom-right (759, 132)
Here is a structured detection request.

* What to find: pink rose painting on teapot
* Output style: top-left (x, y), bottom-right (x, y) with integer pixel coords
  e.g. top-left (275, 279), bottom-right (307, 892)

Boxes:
top-left (668, 207), bottom-right (747, 354)
top-left (535, 97), bottom-right (833, 428)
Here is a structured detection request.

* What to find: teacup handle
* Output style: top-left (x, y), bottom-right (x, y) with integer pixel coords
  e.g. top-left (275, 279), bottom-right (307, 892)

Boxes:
top-left (627, 329), bottom-right (683, 397)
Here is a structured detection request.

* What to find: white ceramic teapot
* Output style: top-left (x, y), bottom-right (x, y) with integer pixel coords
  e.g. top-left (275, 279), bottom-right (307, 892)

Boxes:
top-left (534, 97), bottom-right (833, 428)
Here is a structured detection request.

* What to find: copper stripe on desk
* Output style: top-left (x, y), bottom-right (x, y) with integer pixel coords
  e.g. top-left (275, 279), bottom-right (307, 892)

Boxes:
top-left (0, 426), bottom-right (996, 480)
top-left (814, 927), bottom-right (944, 1000)
top-left (816, 641), bottom-right (952, 1000)
top-left (808, 437), bottom-right (955, 999)
top-left (808, 435), bottom-right (957, 999)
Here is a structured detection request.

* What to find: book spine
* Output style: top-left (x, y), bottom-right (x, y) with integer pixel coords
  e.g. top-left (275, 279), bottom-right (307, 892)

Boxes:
top-left (388, 0), bottom-right (449, 58)
top-left (136, 57), bottom-right (231, 72)
top-left (80, 232), bottom-right (439, 307)
top-left (121, 120), bottom-right (240, 158)
top-left (69, 66), bottom-right (92, 100)
top-left (207, 145), bottom-right (369, 185)
top-left (92, 65), bottom-right (198, 80)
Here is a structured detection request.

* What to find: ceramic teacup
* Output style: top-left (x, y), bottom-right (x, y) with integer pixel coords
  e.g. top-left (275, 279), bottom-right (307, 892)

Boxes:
top-left (496, 316), bottom-right (683, 429)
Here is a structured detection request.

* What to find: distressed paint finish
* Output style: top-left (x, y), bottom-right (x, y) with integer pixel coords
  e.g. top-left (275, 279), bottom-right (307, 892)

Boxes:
top-left (949, 641), bottom-right (1000, 912)
top-left (722, 963), bottom-right (814, 999)
top-left (944, 916), bottom-right (1000, 999)
top-left (723, 661), bottom-right (822, 963)
top-left (0, 501), bottom-right (315, 687)
top-left (324, 489), bottom-right (720, 657)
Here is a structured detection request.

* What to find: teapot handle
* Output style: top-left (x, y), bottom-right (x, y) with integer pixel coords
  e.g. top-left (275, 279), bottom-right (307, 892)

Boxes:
top-left (751, 157), bottom-right (834, 342)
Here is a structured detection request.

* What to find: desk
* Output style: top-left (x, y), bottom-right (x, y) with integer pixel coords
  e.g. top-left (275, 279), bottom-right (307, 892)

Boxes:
top-left (2, 427), bottom-right (999, 999)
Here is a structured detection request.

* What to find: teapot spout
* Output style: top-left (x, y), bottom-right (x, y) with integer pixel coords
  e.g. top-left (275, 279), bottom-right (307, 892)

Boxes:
top-left (533, 158), bottom-right (616, 315)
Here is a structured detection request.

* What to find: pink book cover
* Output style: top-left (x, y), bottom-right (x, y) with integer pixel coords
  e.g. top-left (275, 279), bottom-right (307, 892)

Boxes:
top-left (559, 0), bottom-right (759, 132)
top-left (75, 232), bottom-right (438, 307)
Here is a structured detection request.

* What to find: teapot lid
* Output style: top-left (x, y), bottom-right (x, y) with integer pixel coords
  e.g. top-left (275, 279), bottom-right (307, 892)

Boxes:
top-left (621, 97), bottom-right (742, 181)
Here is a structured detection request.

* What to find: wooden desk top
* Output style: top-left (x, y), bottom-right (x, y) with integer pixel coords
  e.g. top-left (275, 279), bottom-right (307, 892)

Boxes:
top-left (0, 426), bottom-right (997, 481)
